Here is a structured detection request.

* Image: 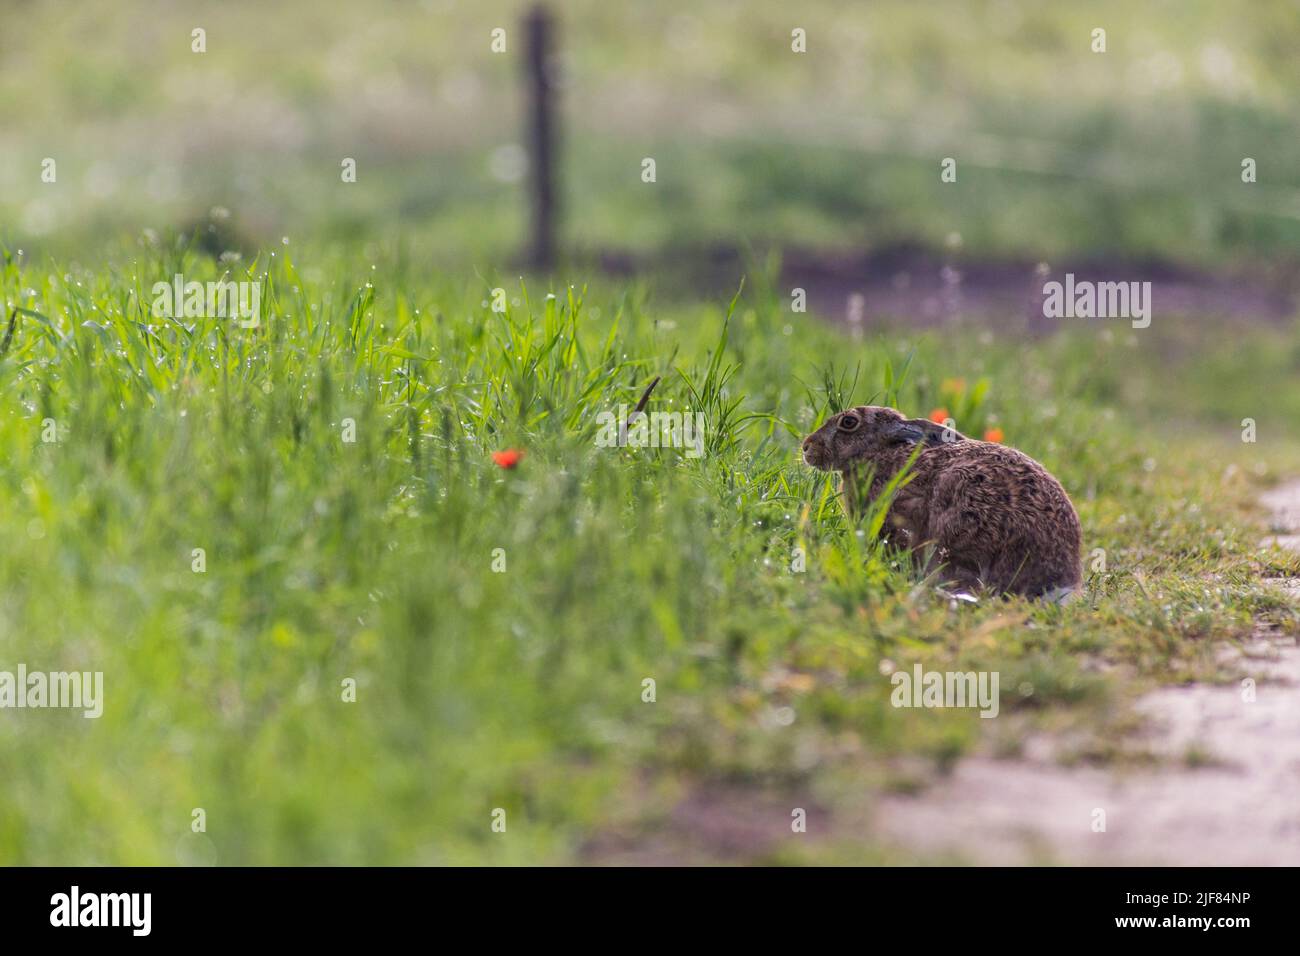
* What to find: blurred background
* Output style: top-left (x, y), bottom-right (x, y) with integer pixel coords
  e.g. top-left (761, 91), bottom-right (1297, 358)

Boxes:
top-left (3, 0), bottom-right (1299, 312)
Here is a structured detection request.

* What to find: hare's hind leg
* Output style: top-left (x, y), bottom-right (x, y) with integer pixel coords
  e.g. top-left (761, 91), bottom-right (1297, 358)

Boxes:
top-left (945, 565), bottom-right (985, 593)
top-left (911, 540), bottom-right (983, 595)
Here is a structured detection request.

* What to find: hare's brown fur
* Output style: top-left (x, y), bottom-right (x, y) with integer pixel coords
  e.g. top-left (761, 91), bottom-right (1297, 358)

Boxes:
top-left (802, 405), bottom-right (1082, 599)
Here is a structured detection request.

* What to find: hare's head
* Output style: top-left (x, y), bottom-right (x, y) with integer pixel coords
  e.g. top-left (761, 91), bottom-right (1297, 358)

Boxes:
top-left (801, 405), bottom-right (962, 471)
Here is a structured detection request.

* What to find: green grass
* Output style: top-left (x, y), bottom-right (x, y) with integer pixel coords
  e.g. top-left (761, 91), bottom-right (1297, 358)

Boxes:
top-left (1, 240), bottom-right (1297, 864)
top-left (4, 0), bottom-right (1300, 266)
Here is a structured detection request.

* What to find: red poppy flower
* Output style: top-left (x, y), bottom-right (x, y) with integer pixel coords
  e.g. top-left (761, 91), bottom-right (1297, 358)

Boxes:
top-left (492, 449), bottom-right (524, 469)
top-left (928, 407), bottom-right (950, 424)
top-left (983, 428), bottom-right (1004, 443)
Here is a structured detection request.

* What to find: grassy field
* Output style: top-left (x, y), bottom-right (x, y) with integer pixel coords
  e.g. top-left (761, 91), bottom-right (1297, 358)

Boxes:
top-left (1, 241), bottom-right (1297, 863)
top-left (4, 0), bottom-right (1300, 266)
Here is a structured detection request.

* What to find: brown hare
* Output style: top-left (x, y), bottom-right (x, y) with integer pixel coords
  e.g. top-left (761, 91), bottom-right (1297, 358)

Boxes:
top-left (802, 405), bottom-right (1082, 600)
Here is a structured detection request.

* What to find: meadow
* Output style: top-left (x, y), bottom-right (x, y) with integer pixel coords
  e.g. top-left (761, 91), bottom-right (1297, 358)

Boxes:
top-left (5, 0), bottom-right (1300, 266)
top-left (1, 239), bottom-right (1297, 863)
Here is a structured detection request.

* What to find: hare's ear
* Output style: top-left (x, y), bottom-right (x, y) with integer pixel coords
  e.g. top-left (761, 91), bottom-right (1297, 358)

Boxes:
top-left (883, 419), bottom-right (927, 445)
top-left (888, 418), bottom-right (965, 446)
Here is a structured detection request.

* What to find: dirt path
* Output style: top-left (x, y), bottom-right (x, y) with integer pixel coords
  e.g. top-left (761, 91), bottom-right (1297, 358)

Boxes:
top-left (597, 244), bottom-right (1300, 330)
top-left (872, 481), bottom-right (1300, 865)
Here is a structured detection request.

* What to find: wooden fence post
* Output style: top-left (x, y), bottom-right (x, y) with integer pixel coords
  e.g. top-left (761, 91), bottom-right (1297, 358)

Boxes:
top-left (524, 5), bottom-right (557, 270)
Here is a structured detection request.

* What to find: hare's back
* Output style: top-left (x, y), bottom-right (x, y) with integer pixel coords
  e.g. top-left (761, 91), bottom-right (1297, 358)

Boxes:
top-left (933, 442), bottom-right (1075, 519)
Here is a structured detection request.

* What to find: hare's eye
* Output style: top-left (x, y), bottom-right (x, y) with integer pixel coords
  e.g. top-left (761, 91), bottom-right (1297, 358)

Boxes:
top-left (838, 414), bottom-right (860, 432)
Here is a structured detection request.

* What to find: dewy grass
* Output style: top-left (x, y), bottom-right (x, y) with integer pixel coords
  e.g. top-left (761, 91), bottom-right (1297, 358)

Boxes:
top-left (0, 241), bottom-right (1296, 863)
